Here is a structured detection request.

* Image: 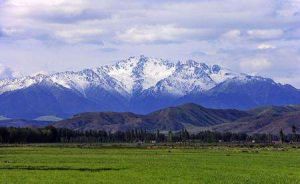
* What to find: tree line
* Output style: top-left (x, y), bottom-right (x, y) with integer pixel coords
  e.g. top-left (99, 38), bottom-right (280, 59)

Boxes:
top-left (0, 126), bottom-right (299, 144)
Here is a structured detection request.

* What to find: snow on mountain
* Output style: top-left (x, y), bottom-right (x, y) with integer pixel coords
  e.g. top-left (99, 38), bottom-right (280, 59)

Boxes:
top-left (141, 59), bottom-right (244, 96)
top-left (0, 75), bottom-right (46, 95)
top-left (0, 55), bottom-right (264, 97)
top-left (0, 68), bottom-right (127, 96)
top-left (98, 55), bottom-right (247, 96)
top-left (48, 69), bottom-right (127, 97)
top-left (147, 61), bottom-right (213, 96)
top-left (100, 55), bottom-right (176, 94)
top-left (209, 64), bottom-right (242, 84)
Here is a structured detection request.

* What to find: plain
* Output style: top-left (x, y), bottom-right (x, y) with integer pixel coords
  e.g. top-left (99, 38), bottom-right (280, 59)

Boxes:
top-left (0, 145), bottom-right (300, 184)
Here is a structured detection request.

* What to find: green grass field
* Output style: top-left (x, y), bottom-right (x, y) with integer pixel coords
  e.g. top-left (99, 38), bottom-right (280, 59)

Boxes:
top-left (1, 145), bottom-right (300, 183)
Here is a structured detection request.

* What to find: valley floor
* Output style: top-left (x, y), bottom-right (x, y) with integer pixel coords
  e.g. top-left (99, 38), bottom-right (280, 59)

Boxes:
top-left (1, 145), bottom-right (300, 183)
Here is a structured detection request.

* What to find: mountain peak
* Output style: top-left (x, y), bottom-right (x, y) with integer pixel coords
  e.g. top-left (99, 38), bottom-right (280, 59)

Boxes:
top-left (182, 60), bottom-right (209, 70)
top-left (178, 103), bottom-right (204, 109)
top-left (211, 65), bottom-right (221, 73)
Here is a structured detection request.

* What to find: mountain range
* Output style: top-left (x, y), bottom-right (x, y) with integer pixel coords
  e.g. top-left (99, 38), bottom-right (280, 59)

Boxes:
top-left (1, 103), bottom-right (300, 135)
top-left (54, 103), bottom-right (300, 134)
top-left (54, 103), bottom-right (249, 132)
top-left (1, 55), bottom-right (300, 119)
top-left (0, 119), bottom-right (52, 128)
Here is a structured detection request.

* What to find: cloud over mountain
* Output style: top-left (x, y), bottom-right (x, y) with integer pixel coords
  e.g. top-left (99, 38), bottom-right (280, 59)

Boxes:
top-left (0, 0), bottom-right (299, 87)
top-left (0, 64), bottom-right (18, 79)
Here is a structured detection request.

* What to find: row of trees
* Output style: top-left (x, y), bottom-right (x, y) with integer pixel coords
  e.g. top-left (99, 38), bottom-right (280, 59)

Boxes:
top-left (0, 126), bottom-right (299, 144)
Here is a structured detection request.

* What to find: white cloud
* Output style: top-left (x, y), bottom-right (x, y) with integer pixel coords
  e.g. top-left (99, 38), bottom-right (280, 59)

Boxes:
top-left (1, 27), bottom-right (23, 36)
top-left (239, 58), bottom-right (272, 72)
top-left (0, 0), bottom-right (300, 88)
top-left (0, 1), bottom-right (293, 43)
top-left (32, 70), bottom-right (49, 76)
top-left (3, 0), bottom-right (88, 17)
top-left (257, 43), bottom-right (276, 50)
top-left (117, 25), bottom-right (208, 43)
top-left (275, 75), bottom-right (300, 88)
top-left (221, 29), bottom-right (241, 40)
top-left (54, 28), bottom-right (103, 44)
top-left (0, 64), bottom-right (19, 79)
top-left (247, 29), bottom-right (284, 40)
top-left (276, 0), bottom-right (300, 18)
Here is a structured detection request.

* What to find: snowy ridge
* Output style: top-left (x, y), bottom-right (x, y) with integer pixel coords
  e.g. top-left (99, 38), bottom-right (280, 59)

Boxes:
top-left (0, 55), bottom-right (264, 97)
top-left (100, 56), bottom-right (176, 93)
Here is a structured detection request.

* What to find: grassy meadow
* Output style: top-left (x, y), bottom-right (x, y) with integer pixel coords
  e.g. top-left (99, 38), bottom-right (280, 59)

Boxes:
top-left (0, 145), bottom-right (300, 183)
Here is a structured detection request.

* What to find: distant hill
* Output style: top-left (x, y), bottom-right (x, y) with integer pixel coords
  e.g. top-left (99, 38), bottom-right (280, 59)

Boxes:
top-left (53, 103), bottom-right (249, 132)
top-left (0, 116), bottom-right (9, 121)
top-left (0, 119), bottom-right (52, 128)
top-left (54, 103), bottom-right (300, 134)
top-left (211, 105), bottom-right (300, 134)
top-left (34, 116), bottom-right (63, 122)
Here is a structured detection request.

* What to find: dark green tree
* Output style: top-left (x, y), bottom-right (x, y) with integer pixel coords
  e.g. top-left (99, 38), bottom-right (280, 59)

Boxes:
top-left (168, 130), bottom-right (173, 142)
top-left (155, 130), bottom-right (160, 143)
top-left (279, 129), bottom-right (285, 143)
top-left (292, 125), bottom-right (297, 142)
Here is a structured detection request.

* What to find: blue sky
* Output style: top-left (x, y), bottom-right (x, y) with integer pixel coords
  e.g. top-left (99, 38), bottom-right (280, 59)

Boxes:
top-left (0, 0), bottom-right (300, 87)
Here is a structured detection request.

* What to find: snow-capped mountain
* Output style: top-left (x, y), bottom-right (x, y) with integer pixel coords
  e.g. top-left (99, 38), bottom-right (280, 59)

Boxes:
top-left (0, 55), bottom-right (241, 96)
top-left (0, 55), bottom-right (299, 119)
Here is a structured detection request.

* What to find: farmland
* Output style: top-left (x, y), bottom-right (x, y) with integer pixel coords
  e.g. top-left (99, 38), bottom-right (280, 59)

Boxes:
top-left (1, 145), bottom-right (300, 184)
